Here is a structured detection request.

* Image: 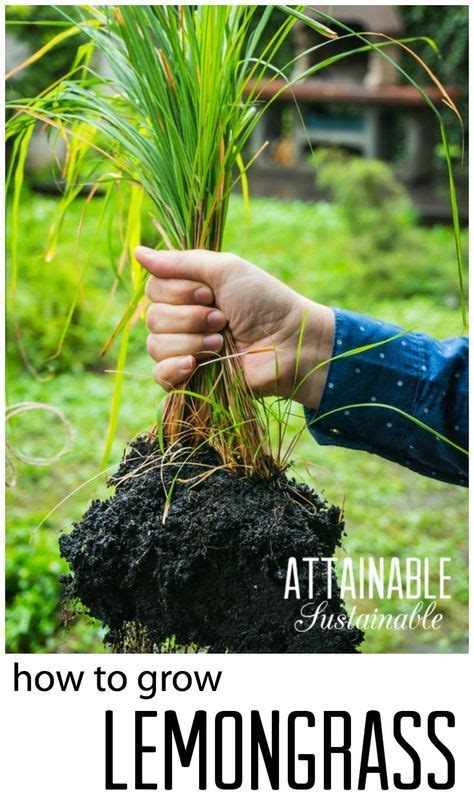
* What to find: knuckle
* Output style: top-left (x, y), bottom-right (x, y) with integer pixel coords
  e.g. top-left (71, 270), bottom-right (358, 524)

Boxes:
top-left (174, 279), bottom-right (195, 303)
top-left (173, 252), bottom-right (191, 272)
top-left (218, 251), bottom-right (239, 275)
top-left (191, 306), bottom-right (207, 328)
top-left (195, 248), bottom-right (219, 265)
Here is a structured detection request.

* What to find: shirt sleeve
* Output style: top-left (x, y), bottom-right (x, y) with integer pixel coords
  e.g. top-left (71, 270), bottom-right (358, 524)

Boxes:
top-left (304, 308), bottom-right (468, 487)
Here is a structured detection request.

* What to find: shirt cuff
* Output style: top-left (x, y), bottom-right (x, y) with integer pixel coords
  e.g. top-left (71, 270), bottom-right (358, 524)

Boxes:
top-left (304, 307), bottom-right (421, 464)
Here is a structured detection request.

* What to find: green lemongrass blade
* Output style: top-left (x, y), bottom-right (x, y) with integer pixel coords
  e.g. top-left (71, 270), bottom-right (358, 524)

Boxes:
top-left (440, 121), bottom-right (466, 326)
top-left (259, 40), bottom-right (438, 111)
top-left (235, 152), bottom-right (250, 229)
top-left (252, 432), bottom-right (272, 466)
top-left (264, 36), bottom-right (445, 169)
top-left (282, 396), bottom-right (467, 469)
top-left (293, 309), bottom-right (309, 388)
top-left (267, 335), bottom-right (283, 460)
top-left (5, 23), bottom-right (84, 79)
top-left (279, 35), bottom-right (441, 87)
top-left (271, 310), bottom-right (309, 460)
top-left (244, 5), bottom-right (274, 62)
top-left (31, 422), bottom-right (158, 534)
top-left (9, 124), bottom-right (46, 381)
top-left (126, 184), bottom-right (144, 290)
top-left (169, 388), bottom-right (226, 417)
top-left (6, 20), bottom-right (73, 27)
top-left (46, 185), bottom-right (116, 363)
top-left (106, 184), bottom-right (123, 277)
top-left (240, 8), bottom-right (297, 88)
top-left (282, 327), bottom-right (414, 467)
top-left (89, 179), bottom-right (117, 263)
top-left (420, 36), bottom-right (440, 54)
top-left (45, 292), bottom-right (79, 363)
top-left (101, 273), bottom-right (147, 356)
top-left (10, 125), bottom-right (34, 295)
top-left (294, 329), bottom-right (414, 397)
top-left (309, 403), bottom-right (468, 456)
top-left (276, 5), bottom-right (338, 39)
top-left (5, 131), bottom-right (22, 194)
top-left (101, 323), bottom-right (130, 468)
top-left (32, 461), bottom-right (121, 537)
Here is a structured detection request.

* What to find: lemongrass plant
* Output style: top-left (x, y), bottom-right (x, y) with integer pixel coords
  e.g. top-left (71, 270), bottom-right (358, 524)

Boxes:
top-left (6, 5), bottom-right (465, 478)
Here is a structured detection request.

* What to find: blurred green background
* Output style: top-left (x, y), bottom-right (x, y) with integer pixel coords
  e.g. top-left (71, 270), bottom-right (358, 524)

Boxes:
top-left (5, 5), bottom-right (468, 653)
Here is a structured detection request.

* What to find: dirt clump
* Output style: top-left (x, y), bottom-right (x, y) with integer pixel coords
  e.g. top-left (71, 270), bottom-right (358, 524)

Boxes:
top-left (60, 435), bottom-right (363, 653)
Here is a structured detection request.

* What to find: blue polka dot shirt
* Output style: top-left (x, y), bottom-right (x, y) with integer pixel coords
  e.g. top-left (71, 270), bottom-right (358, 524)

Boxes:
top-left (305, 308), bottom-right (468, 487)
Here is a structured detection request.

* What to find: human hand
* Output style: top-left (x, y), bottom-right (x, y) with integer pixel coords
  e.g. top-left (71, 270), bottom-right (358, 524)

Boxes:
top-left (135, 247), bottom-right (335, 409)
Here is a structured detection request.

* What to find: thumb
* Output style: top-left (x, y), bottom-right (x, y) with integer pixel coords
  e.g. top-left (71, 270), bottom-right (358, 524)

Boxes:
top-left (134, 246), bottom-right (222, 284)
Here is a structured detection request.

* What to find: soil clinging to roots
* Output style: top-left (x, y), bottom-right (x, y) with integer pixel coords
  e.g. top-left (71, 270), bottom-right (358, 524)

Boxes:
top-left (60, 435), bottom-right (363, 653)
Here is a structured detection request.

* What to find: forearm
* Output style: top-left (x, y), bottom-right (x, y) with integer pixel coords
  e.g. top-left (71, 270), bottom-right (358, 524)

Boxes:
top-left (304, 308), bottom-right (468, 486)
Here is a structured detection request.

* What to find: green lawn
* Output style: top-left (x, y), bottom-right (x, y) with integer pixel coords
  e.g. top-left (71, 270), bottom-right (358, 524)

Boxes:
top-left (6, 190), bottom-right (468, 653)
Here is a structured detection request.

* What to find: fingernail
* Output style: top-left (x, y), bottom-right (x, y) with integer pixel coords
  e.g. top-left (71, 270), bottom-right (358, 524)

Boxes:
top-left (207, 310), bottom-right (226, 329)
top-left (203, 333), bottom-right (223, 351)
top-left (135, 246), bottom-right (174, 264)
top-left (134, 245), bottom-right (154, 259)
top-left (194, 286), bottom-right (213, 304)
top-left (177, 355), bottom-right (194, 370)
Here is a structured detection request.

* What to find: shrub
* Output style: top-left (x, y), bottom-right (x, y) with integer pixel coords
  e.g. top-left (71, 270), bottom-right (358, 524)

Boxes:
top-left (5, 514), bottom-right (104, 652)
top-left (313, 148), bottom-right (416, 251)
top-left (5, 190), bottom-right (148, 375)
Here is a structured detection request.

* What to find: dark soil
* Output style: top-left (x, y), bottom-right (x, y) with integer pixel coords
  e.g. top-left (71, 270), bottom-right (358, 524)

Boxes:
top-left (60, 435), bottom-right (363, 653)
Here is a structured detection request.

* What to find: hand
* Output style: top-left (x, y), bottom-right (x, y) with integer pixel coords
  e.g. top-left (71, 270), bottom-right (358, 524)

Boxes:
top-left (135, 247), bottom-right (335, 409)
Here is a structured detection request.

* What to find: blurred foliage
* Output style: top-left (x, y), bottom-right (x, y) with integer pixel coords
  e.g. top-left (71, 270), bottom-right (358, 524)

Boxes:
top-left (400, 5), bottom-right (468, 91)
top-left (6, 5), bottom-right (84, 100)
top-left (246, 4), bottom-right (468, 88)
top-left (400, 5), bottom-right (468, 149)
top-left (313, 149), bottom-right (416, 251)
top-left (5, 190), bottom-right (468, 653)
top-left (247, 6), bottom-right (295, 70)
top-left (6, 514), bottom-right (105, 653)
top-left (5, 189), bottom-right (149, 377)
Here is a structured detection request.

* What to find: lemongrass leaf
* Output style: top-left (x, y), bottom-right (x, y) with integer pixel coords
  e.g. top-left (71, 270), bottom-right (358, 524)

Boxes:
top-left (10, 125), bottom-right (34, 295)
top-left (310, 403), bottom-right (468, 456)
top-left (101, 323), bottom-right (130, 468)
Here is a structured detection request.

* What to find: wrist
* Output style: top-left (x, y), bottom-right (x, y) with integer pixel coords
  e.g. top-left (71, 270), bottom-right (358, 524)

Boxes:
top-left (292, 301), bottom-right (335, 408)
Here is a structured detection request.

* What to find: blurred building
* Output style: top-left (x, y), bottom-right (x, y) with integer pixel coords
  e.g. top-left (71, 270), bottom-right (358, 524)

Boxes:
top-left (249, 5), bottom-right (460, 185)
top-left (291, 6), bottom-right (403, 160)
